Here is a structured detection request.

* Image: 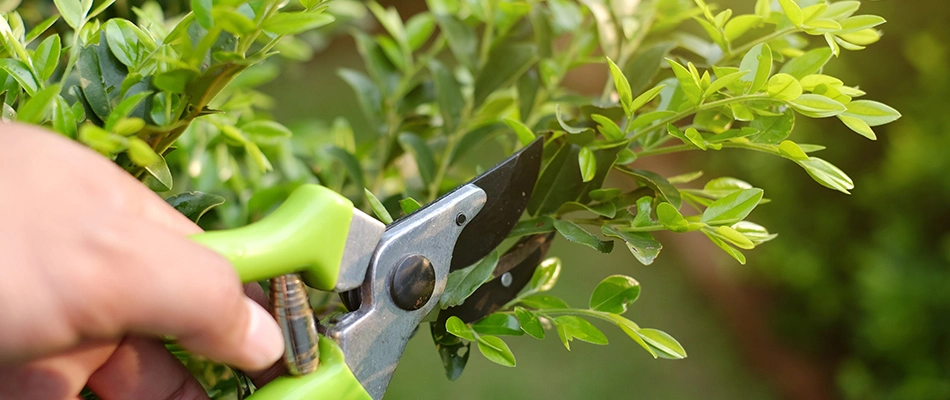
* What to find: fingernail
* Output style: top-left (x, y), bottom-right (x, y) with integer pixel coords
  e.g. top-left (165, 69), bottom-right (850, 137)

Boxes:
top-left (243, 297), bottom-right (285, 369)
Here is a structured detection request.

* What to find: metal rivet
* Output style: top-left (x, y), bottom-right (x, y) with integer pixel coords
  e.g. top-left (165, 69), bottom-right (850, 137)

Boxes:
top-left (501, 272), bottom-right (513, 288)
top-left (455, 213), bottom-right (467, 226)
top-left (390, 255), bottom-right (435, 311)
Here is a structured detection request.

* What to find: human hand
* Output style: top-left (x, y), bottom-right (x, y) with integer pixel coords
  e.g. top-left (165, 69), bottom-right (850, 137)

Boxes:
top-left (0, 124), bottom-right (284, 399)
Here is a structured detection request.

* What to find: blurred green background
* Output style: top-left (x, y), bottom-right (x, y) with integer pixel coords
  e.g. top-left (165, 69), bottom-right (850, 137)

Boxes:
top-left (258, 0), bottom-right (949, 399)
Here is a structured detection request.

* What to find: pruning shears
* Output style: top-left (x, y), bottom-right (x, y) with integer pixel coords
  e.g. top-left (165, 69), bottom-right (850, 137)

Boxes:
top-left (190, 138), bottom-right (547, 399)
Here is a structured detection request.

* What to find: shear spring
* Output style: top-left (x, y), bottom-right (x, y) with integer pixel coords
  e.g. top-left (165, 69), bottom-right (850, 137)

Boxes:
top-left (270, 274), bottom-right (320, 375)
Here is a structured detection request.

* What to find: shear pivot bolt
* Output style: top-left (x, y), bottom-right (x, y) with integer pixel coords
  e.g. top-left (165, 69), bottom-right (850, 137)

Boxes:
top-left (455, 213), bottom-right (467, 226)
top-left (391, 255), bottom-right (435, 311)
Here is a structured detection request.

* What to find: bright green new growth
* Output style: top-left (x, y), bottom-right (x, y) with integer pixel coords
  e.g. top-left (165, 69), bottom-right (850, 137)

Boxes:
top-left (0, 0), bottom-right (898, 395)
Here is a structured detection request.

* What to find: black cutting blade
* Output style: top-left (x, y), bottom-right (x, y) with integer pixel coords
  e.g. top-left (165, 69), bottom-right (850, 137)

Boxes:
top-left (449, 137), bottom-right (544, 271)
top-left (439, 232), bottom-right (555, 323)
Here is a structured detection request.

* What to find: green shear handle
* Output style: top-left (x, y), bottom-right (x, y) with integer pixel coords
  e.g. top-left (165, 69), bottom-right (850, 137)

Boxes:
top-left (191, 184), bottom-right (373, 399)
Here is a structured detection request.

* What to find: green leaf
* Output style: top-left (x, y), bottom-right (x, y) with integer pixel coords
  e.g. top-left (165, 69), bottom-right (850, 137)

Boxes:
top-left (837, 15), bottom-right (886, 34)
top-left (429, 60), bottom-right (464, 134)
top-left (126, 137), bottom-right (160, 167)
top-left (724, 15), bottom-right (763, 41)
top-left (656, 202), bottom-right (689, 232)
top-left (578, 147), bottom-right (596, 183)
top-left (244, 142), bottom-right (273, 173)
top-left (514, 307), bottom-right (545, 339)
top-left (555, 105), bottom-right (588, 134)
top-left (519, 294), bottom-right (569, 309)
top-left (767, 73), bottom-right (803, 101)
top-left (637, 328), bottom-right (687, 359)
top-left (795, 157), bottom-right (854, 194)
top-left (789, 94), bottom-right (847, 118)
top-left (554, 316), bottom-right (608, 350)
top-left (589, 188), bottom-right (621, 202)
top-left (778, 0), bottom-right (804, 26)
top-left (553, 219), bottom-right (613, 253)
top-left (164, 192), bottom-right (225, 223)
top-left (602, 226), bottom-right (662, 266)
top-left (623, 42), bottom-right (675, 95)
top-left (615, 167), bottom-right (682, 209)
top-left (54, 0), bottom-right (88, 30)
top-left (440, 251), bottom-right (500, 308)
top-left (824, 1), bottom-right (860, 20)
top-left (701, 188), bottom-right (764, 225)
top-left (338, 69), bottom-right (382, 128)
top-left (191, 0), bottom-right (213, 29)
top-left (154, 69), bottom-right (198, 93)
top-left (210, 8), bottom-right (257, 35)
top-left (472, 313), bottom-right (524, 336)
top-left (779, 47), bottom-right (833, 79)
top-left (739, 44), bottom-right (772, 94)
top-left (589, 275), bottom-right (641, 314)
top-left (842, 100), bottom-right (901, 126)
top-left (33, 34), bottom-right (61, 81)
top-left (445, 316), bottom-right (476, 341)
top-left (324, 147), bottom-right (365, 189)
top-left (732, 221), bottom-right (777, 245)
top-left (509, 216), bottom-right (556, 238)
top-left (0, 59), bottom-right (38, 96)
top-left (142, 154), bottom-right (173, 192)
top-left (473, 43), bottom-right (537, 108)
top-left (714, 225), bottom-right (755, 250)
top-left (703, 177), bottom-right (753, 197)
top-left (606, 57), bottom-right (634, 115)
top-left (755, 0), bottom-right (771, 18)
top-left (397, 133), bottom-right (437, 186)
top-left (778, 140), bottom-right (809, 161)
top-left (24, 16), bottom-right (59, 44)
top-left (615, 317), bottom-right (657, 358)
top-left (628, 84), bottom-right (666, 115)
top-left (522, 257), bottom-right (562, 296)
top-left (838, 115), bottom-right (875, 140)
top-left (684, 127), bottom-right (706, 150)
top-left (16, 84), bottom-right (59, 124)
top-left (430, 322), bottom-right (470, 381)
top-left (112, 118), bottom-right (145, 136)
top-left (703, 230), bottom-right (747, 264)
top-left (590, 114), bottom-right (623, 141)
top-left (104, 91), bottom-right (152, 132)
top-left (262, 11), bottom-right (334, 35)
top-left (242, 120), bottom-right (293, 146)
top-left (666, 58), bottom-right (702, 105)
top-left (51, 97), bottom-right (77, 137)
top-left (405, 12), bottom-right (436, 50)
top-left (704, 70), bottom-right (748, 97)
top-left (435, 15), bottom-right (476, 71)
top-left (399, 197), bottom-right (423, 214)
top-left (476, 335), bottom-right (516, 367)
top-left (750, 109), bottom-right (795, 144)
top-left (364, 188), bottom-right (393, 224)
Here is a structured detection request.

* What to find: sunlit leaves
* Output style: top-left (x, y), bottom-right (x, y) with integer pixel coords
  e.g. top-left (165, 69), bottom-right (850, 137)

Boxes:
top-left (636, 328), bottom-right (687, 359)
top-left (553, 219), bottom-right (613, 253)
top-left (701, 189), bottom-right (764, 226)
top-left (739, 44), bottom-right (772, 94)
top-left (364, 188), bottom-right (393, 224)
top-left (767, 73), bottom-right (803, 101)
top-left (606, 57), bottom-right (633, 115)
top-left (789, 94), bottom-right (847, 118)
top-left (165, 191), bottom-right (226, 223)
top-left (795, 157), bottom-right (854, 194)
top-left (262, 10), bottom-right (334, 35)
top-left (589, 275), bottom-right (641, 314)
top-left (554, 316), bottom-right (608, 350)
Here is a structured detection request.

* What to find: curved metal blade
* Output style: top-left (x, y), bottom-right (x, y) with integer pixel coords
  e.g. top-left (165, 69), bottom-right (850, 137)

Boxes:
top-left (439, 232), bottom-right (555, 323)
top-left (449, 137), bottom-right (544, 271)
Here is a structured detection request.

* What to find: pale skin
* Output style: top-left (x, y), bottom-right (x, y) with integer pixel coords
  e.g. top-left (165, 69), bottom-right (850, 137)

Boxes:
top-left (0, 123), bottom-right (286, 399)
